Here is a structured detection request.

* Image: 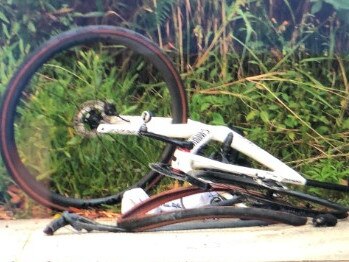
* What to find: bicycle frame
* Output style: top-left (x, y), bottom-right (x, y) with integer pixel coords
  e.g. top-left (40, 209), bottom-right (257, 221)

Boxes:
top-left (97, 115), bottom-right (307, 186)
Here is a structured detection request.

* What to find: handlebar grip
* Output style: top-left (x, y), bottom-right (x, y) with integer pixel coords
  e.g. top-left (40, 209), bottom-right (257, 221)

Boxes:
top-left (43, 216), bottom-right (68, 235)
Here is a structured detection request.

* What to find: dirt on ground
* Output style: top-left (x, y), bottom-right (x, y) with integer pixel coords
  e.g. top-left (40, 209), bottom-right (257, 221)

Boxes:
top-left (0, 184), bottom-right (121, 220)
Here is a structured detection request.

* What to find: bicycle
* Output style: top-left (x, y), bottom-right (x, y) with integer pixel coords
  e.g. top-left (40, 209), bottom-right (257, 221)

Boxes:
top-left (1, 26), bottom-right (348, 229)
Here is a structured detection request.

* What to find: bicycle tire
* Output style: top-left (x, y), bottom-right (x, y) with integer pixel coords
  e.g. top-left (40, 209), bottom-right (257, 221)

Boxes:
top-left (0, 26), bottom-right (188, 210)
top-left (117, 206), bottom-right (307, 232)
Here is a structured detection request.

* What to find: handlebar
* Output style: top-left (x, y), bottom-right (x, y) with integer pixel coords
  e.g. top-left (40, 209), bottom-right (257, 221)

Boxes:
top-left (43, 215), bottom-right (68, 235)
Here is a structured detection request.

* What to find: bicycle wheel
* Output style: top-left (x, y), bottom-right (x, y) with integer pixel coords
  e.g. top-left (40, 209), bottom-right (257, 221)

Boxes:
top-left (118, 207), bottom-right (307, 232)
top-left (0, 26), bottom-right (188, 210)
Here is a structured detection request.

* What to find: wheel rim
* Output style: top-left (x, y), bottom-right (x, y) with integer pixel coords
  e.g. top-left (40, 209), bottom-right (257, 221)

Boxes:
top-left (1, 27), bottom-right (187, 209)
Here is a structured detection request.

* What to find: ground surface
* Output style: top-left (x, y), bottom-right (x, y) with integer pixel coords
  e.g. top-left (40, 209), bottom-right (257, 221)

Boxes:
top-left (1, 217), bottom-right (349, 262)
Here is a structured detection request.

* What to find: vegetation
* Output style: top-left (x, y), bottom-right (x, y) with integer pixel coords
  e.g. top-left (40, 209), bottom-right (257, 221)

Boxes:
top-left (0, 0), bottom-right (348, 207)
top-left (15, 45), bottom-right (173, 199)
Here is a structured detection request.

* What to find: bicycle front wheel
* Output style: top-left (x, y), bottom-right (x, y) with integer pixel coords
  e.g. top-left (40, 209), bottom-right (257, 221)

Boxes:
top-left (0, 26), bottom-right (188, 210)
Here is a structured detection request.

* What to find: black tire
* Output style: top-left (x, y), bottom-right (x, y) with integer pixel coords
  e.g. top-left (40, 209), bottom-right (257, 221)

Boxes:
top-left (118, 207), bottom-right (307, 232)
top-left (0, 26), bottom-right (188, 210)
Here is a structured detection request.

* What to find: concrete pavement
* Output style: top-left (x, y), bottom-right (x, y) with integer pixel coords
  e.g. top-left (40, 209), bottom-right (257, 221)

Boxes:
top-left (1, 218), bottom-right (349, 262)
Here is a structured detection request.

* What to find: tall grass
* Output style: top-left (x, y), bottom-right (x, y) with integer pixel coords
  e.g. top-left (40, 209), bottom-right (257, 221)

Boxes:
top-left (144, 0), bottom-right (349, 187)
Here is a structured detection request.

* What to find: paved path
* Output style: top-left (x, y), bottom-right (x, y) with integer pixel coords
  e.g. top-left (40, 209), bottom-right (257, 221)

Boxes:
top-left (1, 218), bottom-right (349, 262)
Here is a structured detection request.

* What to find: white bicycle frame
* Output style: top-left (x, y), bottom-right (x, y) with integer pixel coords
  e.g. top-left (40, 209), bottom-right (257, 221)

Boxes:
top-left (97, 115), bottom-right (306, 186)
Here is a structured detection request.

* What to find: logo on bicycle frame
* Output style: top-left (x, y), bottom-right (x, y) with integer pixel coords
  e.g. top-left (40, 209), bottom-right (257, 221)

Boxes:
top-left (189, 129), bottom-right (210, 147)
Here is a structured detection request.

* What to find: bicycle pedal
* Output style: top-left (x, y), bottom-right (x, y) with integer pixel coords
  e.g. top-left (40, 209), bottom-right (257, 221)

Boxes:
top-left (149, 163), bottom-right (211, 190)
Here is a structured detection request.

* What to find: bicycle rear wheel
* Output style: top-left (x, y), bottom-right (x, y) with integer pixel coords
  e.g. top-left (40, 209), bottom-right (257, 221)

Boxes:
top-left (0, 26), bottom-right (188, 210)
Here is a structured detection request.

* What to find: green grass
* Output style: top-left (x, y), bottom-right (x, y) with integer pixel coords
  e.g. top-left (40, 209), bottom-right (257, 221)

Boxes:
top-left (13, 44), bottom-right (173, 199)
top-left (187, 55), bottom-right (348, 181)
